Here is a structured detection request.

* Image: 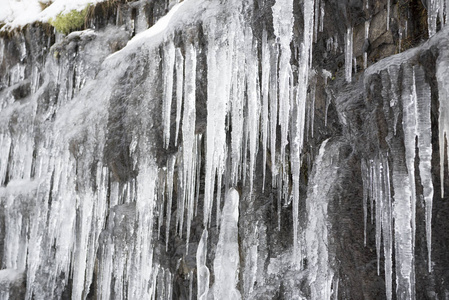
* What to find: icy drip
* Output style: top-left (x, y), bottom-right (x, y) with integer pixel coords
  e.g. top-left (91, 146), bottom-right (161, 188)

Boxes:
top-left (203, 18), bottom-right (233, 227)
top-left (174, 48), bottom-right (184, 146)
top-left (290, 0), bottom-right (315, 266)
top-left (212, 188), bottom-right (241, 300)
top-left (429, 0), bottom-right (439, 37)
top-left (180, 43), bottom-right (197, 248)
top-left (305, 139), bottom-right (334, 300)
top-left (401, 64), bottom-right (434, 273)
top-left (269, 42), bottom-right (279, 187)
top-left (162, 40), bottom-right (176, 148)
top-left (230, 21), bottom-right (245, 186)
top-left (361, 154), bottom-right (393, 300)
top-left (261, 28), bottom-right (270, 190)
top-left (306, 70), bottom-right (317, 139)
top-left (314, 0), bottom-right (320, 43)
top-left (319, 1), bottom-right (325, 32)
top-left (245, 27), bottom-right (261, 195)
top-left (364, 21), bottom-right (370, 69)
top-left (165, 155), bottom-right (176, 251)
top-left (196, 229), bottom-right (210, 300)
top-left (322, 69), bottom-right (332, 127)
top-left (401, 65), bottom-right (418, 260)
top-left (345, 27), bottom-right (353, 82)
top-left (413, 66), bottom-right (433, 272)
top-left (392, 160), bottom-right (415, 299)
top-left (129, 161), bottom-right (158, 299)
top-left (437, 44), bottom-right (449, 198)
top-left (272, 0), bottom-right (294, 178)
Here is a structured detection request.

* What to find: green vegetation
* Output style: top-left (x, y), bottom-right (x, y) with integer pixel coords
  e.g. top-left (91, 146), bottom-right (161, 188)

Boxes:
top-left (49, 6), bottom-right (90, 35)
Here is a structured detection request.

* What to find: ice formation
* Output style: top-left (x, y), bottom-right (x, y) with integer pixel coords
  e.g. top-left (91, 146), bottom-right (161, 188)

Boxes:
top-left (1, 0), bottom-right (449, 299)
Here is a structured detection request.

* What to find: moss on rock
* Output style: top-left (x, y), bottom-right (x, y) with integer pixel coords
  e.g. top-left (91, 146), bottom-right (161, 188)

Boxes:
top-left (49, 6), bottom-right (90, 35)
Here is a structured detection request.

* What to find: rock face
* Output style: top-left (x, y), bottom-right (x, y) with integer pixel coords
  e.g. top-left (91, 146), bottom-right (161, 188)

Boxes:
top-left (1, 0), bottom-right (449, 299)
top-left (0, 269), bottom-right (26, 299)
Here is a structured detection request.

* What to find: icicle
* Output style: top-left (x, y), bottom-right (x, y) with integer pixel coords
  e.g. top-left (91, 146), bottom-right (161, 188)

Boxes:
top-left (245, 27), bottom-right (260, 195)
top-left (158, 170), bottom-right (166, 240)
top-left (375, 156), bottom-right (383, 276)
top-left (402, 65), bottom-right (418, 257)
top-left (305, 138), bottom-right (333, 300)
top-left (291, 0), bottom-right (314, 267)
top-left (273, 0), bottom-right (294, 178)
top-left (314, 0), bottom-right (320, 43)
top-left (204, 18), bottom-right (231, 227)
top-left (392, 161), bottom-right (415, 299)
top-left (309, 70), bottom-right (317, 139)
top-left (428, 0), bottom-right (439, 37)
top-left (212, 188), bottom-right (241, 300)
top-left (196, 230), bottom-right (210, 300)
top-left (361, 159), bottom-right (368, 246)
top-left (444, 0), bottom-right (449, 24)
top-left (261, 28), bottom-right (270, 191)
top-left (363, 21), bottom-right (370, 69)
top-left (345, 27), bottom-right (353, 82)
top-left (165, 155), bottom-right (176, 251)
top-left (414, 66), bottom-right (434, 272)
top-left (162, 41), bottom-right (176, 148)
top-left (437, 45), bottom-right (449, 198)
top-left (381, 154), bottom-right (393, 300)
top-left (174, 48), bottom-right (184, 146)
top-left (322, 69), bottom-right (332, 127)
top-left (182, 43), bottom-right (197, 242)
top-left (269, 42), bottom-right (279, 187)
top-left (230, 25), bottom-right (245, 185)
top-left (319, 1), bottom-right (325, 32)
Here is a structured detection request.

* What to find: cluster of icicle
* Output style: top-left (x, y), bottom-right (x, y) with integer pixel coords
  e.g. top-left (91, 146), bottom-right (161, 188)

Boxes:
top-left (159, 0), bottom-right (317, 297)
top-left (361, 63), bottom-right (435, 300)
top-left (0, 0), bottom-right (320, 298)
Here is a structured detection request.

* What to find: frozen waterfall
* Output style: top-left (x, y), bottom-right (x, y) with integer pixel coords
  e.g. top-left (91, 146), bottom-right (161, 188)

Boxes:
top-left (1, 0), bottom-right (449, 299)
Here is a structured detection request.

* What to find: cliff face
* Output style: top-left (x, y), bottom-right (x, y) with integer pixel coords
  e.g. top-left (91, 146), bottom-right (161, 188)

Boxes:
top-left (1, 0), bottom-right (449, 299)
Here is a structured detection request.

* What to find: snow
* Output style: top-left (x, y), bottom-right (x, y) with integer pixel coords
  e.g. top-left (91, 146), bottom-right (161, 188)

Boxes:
top-left (0, 0), bottom-right (106, 30)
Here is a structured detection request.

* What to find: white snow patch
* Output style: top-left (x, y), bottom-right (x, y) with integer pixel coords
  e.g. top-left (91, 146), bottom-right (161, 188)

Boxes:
top-left (0, 0), bottom-right (106, 30)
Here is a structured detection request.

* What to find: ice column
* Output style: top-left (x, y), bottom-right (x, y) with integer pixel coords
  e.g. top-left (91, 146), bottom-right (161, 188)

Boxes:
top-left (291, 0), bottom-right (315, 266)
top-left (203, 18), bottom-right (232, 226)
top-left (272, 0), bottom-right (294, 174)
top-left (305, 139), bottom-right (334, 300)
top-left (361, 155), bottom-right (393, 300)
top-left (414, 66), bottom-right (433, 272)
top-left (162, 41), bottom-right (176, 148)
top-left (174, 48), bottom-right (184, 146)
top-left (181, 43), bottom-right (197, 247)
top-left (392, 162), bottom-right (415, 299)
top-left (245, 27), bottom-right (261, 195)
top-left (196, 230), bottom-right (210, 300)
top-left (437, 43), bottom-right (449, 197)
top-left (345, 27), bottom-right (353, 82)
top-left (212, 188), bottom-right (241, 300)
